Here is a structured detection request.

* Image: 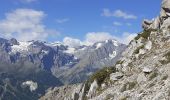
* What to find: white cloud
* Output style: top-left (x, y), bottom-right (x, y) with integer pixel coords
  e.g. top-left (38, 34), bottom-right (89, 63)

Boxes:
top-left (84, 32), bottom-right (114, 45)
top-left (102, 9), bottom-right (137, 19)
top-left (20, 0), bottom-right (37, 3)
top-left (113, 22), bottom-right (122, 26)
top-left (0, 8), bottom-right (60, 41)
top-left (62, 32), bottom-right (136, 47)
top-left (114, 32), bottom-right (137, 44)
top-left (63, 37), bottom-right (82, 48)
top-left (56, 18), bottom-right (69, 24)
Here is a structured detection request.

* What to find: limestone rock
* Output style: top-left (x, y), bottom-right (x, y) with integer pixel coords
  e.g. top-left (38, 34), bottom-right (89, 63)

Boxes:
top-left (142, 67), bottom-right (153, 73)
top-left (87, 80), bottom-right (99, 98)
top-left (142, 19), bottom-right (153, 30)
top-left (110, 72), bottom-right (124, 81)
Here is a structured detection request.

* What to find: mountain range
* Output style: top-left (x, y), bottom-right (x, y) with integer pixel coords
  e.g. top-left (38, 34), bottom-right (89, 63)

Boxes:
top-left (0, 37), bottom-right (126, 99)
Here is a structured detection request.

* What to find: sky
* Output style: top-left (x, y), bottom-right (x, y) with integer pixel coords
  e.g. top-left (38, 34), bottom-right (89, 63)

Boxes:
top-left (0, 0), bottom-right (161, 45)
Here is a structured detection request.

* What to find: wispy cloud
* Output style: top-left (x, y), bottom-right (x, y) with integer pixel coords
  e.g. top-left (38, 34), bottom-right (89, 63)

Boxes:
top-left (113, 21), bottom-right (122, 26)
top-left (102, 8), bottom-right (137, 19)
top-left (20, 0), bottom-right (37, 3)
top-left (56, 18), bottom-right (69, 24)
top-left (126, 23), bottom-right (132, 26)
top-left (0, 8), bottom-right (60, 41)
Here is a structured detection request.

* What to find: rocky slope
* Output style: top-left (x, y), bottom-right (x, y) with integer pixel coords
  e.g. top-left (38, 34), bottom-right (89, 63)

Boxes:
top-left (40, 0), bottom-right (170, 100)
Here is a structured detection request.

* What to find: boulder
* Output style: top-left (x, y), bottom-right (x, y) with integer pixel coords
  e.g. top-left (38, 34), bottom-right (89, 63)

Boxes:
top-left (110, 72), bottom-right (124, 81)
top-left (151, 17), bottom-right (160, 29)
top-left (145, 41), bottom-right (152, 50)
top-left (142, 19), bottom-right (153, 30)
top-left (137, 73), bottom-right (147, 84)
top-left (142, 67), bottom-right (153, 73)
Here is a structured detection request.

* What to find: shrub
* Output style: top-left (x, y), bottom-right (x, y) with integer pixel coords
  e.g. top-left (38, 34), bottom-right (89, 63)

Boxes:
top-left (149, 72), bottom-right (158, 81)
top-left (88, 67), bottom-right (116, 86)
top-left (135, 29), bottom-right (157, 40)
top-left (83, 67), bottom-right (116, 99)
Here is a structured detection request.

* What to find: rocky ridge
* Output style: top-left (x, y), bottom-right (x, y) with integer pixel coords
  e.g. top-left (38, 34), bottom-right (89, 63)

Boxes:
top-left (40, 0), bottom-right (170, 100)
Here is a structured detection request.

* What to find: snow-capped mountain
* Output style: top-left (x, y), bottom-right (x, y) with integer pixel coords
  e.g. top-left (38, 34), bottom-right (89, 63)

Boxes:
top-left (0, 37), bottom-right (126, 84)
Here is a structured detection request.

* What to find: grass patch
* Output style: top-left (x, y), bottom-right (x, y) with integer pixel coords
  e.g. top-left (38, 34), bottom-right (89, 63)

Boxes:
top-left (120, 96), bottom-right (128, 100)
top-left (83, 67), bottom-right (116, 98)
top-left (161, 75), bottom-right (168, 80)
top-left (89, 67), bottom-right (116, 86)
top-left (135, 29), bottom-right (157, 40)
top-left (116, 60), bottom-right (124, 65)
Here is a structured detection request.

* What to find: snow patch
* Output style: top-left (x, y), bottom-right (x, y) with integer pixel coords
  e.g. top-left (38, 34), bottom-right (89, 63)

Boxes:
top-left (96, 43), bottom-right (103, 49)
top-left (143, 67), bottom-right (153, 73)
top-left (109, 51), bottom-right (117, 58)
top-left (22, 81), bottom-right (38, 92)
top-left (64, 47), bottom-right (76, 54)
top-left (11, 41), bottom-right (32, 53)
top-left (41, 50), bottom-right (49, 54)
top-left (112, 40), bottom-right (118, 46)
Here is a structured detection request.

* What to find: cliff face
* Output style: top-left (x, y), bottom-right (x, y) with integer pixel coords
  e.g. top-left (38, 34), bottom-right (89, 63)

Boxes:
top-left (40, 0), bottom-right (170, 100)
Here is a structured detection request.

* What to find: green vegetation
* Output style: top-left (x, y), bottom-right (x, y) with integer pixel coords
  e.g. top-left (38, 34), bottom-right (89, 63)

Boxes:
top-left (116, 60), bottom-right (124, 65)
top-left (159, 51), bottom-right (170, 64)
top-left (161, 75), bottom-right (168, 80)
top-left (135, 29), bottom-right (157, 40)
top-left (133, 45), bottom-right (144, 54)
top-left (83, 67), bottom-right (116, 99)
top-left (89, 67), bottom-right (116, 86)
top-left (120, 96), bottom-right (128, 100)
top-left (149, 72), bottom-right (158, 81)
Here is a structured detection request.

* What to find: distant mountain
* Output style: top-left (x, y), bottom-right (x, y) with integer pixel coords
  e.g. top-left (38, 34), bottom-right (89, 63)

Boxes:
top-left (53, 39), bottom-right (126, 84)
top-left (0, 37), bottom-right (126, 99)
top-left (0, 37), bottom-right (126, 84)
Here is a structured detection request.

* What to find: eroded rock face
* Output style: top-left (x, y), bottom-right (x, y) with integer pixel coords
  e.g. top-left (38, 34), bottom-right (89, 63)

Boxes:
top-left (87, 80), bottom-right (99, 98)
top-left (161, 0), bottom-right (170, 17)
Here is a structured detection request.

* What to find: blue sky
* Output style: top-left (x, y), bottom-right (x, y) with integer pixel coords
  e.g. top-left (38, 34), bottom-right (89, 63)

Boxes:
top-left (0, 0), bottom-right (161, 44)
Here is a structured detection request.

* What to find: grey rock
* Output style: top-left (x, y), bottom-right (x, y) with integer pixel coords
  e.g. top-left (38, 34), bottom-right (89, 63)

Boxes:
top-left (110, 72), bottom-right (124, 81)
